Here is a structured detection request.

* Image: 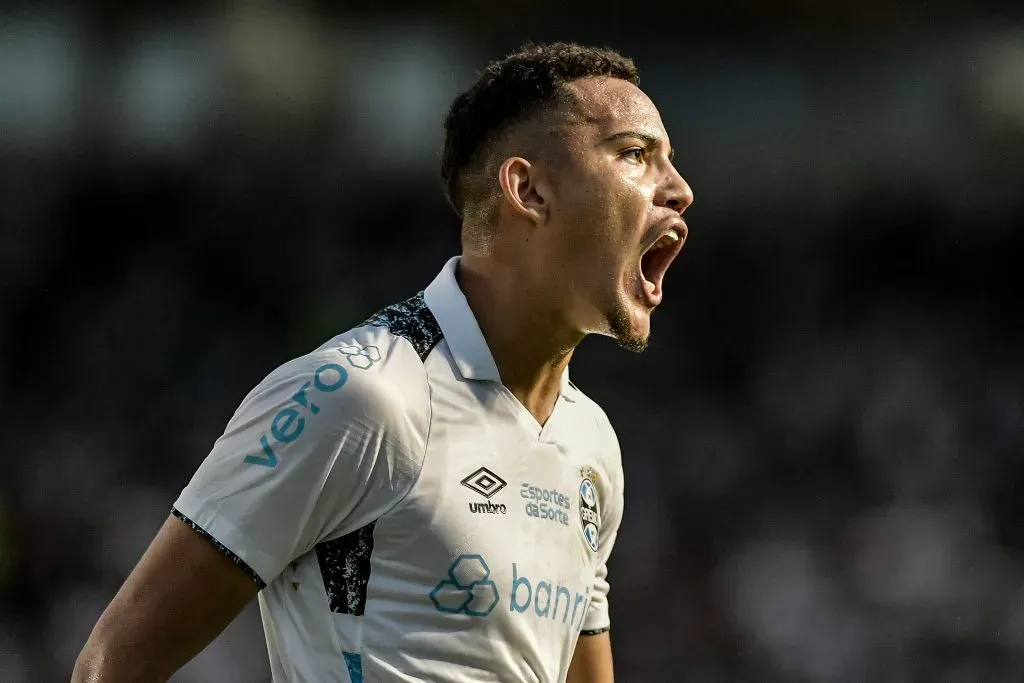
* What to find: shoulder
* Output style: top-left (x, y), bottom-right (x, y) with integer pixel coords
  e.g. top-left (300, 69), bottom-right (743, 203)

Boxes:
top-left (236, 296), bottom-right (439, 451)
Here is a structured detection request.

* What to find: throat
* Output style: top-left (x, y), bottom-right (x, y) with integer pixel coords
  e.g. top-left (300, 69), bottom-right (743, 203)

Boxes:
top-left (505, 373), bottom-right (564, 427)
top-left (495, 348), bottom-right (573, 429)
top-left (455, 256), bottom-right (576, 425)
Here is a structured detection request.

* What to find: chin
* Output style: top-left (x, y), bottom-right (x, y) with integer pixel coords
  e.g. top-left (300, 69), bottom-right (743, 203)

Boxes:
top-left (607, 303), bottom-right (651, 354)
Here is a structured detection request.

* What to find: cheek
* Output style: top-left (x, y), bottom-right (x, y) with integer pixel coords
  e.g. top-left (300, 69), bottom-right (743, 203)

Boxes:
top-left (556, 173), bottom-right (652, 270)
top-left (615, 172), bottom-right (658, 211)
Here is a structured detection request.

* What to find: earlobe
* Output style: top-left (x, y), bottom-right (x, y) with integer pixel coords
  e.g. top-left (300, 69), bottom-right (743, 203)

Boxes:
top-left (499, 157), bottom-right (546, 224)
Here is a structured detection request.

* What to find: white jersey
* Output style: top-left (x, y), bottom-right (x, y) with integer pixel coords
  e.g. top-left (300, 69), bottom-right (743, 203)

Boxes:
top-left (173, 256), bottom-right (625, 683)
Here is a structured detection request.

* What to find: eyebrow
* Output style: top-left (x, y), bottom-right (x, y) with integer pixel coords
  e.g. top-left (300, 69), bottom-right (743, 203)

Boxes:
top-left (603, 130), bottom-right (676, 162)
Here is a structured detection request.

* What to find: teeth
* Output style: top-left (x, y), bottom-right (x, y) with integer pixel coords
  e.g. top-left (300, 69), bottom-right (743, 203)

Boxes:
top-left (654, 229), bottom-right (680, 249)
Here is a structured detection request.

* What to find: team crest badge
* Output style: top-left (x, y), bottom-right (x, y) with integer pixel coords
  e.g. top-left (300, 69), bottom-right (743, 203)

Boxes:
top-left (578, 466), bottom-right (601, 552)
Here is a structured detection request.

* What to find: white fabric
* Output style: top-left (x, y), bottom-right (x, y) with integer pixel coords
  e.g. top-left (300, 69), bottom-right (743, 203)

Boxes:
top-left (174, 256), bottom-right (624, 683)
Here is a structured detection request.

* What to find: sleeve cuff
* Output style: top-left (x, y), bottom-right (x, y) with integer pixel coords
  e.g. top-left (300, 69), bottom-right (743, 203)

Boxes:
top-left (580, 625), bottom-right (611, 636)
top-left (171, 489), bottom-right (281, 586)
top-left (171, 507), bottom-right (267, 589)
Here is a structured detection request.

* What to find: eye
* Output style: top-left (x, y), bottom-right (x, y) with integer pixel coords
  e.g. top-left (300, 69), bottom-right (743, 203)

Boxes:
top-left (621, 147), bottom-right (646, 163)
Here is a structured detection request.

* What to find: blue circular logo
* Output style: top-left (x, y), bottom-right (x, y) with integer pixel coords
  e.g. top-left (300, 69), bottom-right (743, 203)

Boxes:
top-left (580, 479), bottom-right (596, 507)
top-left (578, 477), bottom-right (600, 552)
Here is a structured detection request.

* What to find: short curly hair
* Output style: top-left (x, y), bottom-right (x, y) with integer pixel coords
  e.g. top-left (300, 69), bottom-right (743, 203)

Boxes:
top-left (440, 41), bottom-right (639, 220)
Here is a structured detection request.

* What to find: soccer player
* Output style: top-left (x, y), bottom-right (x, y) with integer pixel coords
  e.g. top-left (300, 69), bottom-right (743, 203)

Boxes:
top-left (72, 41), bottom-right (692, 683)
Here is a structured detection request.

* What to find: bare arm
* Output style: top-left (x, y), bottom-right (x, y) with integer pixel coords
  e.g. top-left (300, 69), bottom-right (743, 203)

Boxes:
top-left (566, 631), bottom-right (614, 683)
top-left (72, 514), bottom-right (261, 683)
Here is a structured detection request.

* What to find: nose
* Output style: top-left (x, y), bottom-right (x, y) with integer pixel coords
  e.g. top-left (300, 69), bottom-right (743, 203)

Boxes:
top-left (655, 164), bottom-right (693, 215)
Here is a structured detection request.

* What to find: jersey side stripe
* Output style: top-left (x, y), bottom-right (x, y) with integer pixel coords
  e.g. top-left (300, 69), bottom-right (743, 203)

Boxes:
top-left (315, 522), bottom-right (375, 615)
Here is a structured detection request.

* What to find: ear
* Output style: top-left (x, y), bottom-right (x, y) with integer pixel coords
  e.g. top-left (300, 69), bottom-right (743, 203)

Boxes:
top-left (498, 156), bottom-right (549, 225)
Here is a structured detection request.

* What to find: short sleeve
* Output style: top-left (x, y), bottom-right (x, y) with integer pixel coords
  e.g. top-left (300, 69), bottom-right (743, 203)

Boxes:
top-left (172, 348), bottom-right (427, 587)
top-left (581, 432), bottom-right (625, 635)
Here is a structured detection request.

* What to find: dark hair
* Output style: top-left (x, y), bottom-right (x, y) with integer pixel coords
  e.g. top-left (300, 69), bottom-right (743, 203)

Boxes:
top-left (440, 41), bottom-right (639, 218)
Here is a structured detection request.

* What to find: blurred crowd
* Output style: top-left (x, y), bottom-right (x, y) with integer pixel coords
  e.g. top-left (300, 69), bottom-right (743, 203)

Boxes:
top-left (2, 2), bottom-right (1024, 681)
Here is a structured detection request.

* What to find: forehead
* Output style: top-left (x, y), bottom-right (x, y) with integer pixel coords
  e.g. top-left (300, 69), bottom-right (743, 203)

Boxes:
top-left (555, 77), bottom-right (668, 140)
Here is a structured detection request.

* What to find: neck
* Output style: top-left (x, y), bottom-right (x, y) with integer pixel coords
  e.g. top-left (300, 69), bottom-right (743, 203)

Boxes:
top-left (456, 253), bottom-right (583, 425)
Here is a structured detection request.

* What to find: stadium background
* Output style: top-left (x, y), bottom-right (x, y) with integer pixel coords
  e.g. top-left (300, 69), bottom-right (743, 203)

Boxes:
top-left (2, 1), bottom-right (1024, 680)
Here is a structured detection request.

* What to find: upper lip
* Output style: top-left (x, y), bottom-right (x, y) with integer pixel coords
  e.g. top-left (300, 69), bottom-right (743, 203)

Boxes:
top-left (642, 217), bottom-right (689, 255)
top-left (637, 216), bottom-right (688, 306)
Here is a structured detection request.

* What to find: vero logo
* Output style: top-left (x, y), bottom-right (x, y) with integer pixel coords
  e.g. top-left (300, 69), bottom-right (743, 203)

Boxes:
top-left (243, 363), bottom-right (348, 468)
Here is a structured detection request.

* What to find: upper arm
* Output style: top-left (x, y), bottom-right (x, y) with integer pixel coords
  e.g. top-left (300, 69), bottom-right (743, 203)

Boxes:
top-left (567, 631), bottom-right (615, 683)
top-left (74, 344), bottom-right (428, 681)
top-left (172, 349), bottom-right (428, 585)
top-left (73, 514), bottom-right (261, 682)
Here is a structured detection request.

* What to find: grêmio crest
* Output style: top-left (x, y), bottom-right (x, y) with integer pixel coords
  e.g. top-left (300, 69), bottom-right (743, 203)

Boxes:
top-left (578, 466), bottom-right (601, 552)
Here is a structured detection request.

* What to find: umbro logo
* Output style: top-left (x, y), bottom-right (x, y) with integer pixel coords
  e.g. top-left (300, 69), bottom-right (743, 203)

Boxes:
top-left (461, 467), bottom-right (507, 499)
top-left (461, 467), bottom-right (508, 515)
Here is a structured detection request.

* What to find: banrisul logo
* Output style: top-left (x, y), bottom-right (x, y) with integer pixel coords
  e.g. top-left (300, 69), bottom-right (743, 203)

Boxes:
top-left (430, 555), bottom-right (500, 617)
top-left (243, 363), bottom-right (348, 468)
top-left (510, 563), bottom-right (591, 628)
top-left (430, 554), bottom-right (592, 629)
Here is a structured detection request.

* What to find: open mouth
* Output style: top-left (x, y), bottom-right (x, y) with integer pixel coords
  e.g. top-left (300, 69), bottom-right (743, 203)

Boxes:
top-left (638, 225), bottom-right (686, 305)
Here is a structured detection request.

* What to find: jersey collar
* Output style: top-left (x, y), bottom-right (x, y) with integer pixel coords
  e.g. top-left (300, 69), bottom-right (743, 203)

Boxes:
top-left (423, 256), bottom-right (576, 398)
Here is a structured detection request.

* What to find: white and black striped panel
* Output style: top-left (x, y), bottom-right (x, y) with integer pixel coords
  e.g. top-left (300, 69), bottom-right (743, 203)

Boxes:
top-left (361, 292), bottom-right (443, 361)
top-left (315, 522), bottom-right (375, 615)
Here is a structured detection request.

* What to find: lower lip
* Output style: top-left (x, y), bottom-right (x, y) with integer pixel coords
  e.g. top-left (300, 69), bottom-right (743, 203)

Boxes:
top-left (639, 275), bottom-right (662, 307)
